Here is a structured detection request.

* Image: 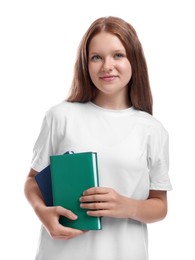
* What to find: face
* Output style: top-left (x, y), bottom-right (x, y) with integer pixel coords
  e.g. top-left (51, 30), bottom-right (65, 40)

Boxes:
top-left (88, 32), bottom-right (132, 100)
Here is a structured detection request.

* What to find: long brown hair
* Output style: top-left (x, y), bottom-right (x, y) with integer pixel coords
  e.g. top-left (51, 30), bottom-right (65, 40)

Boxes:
top-left (67, 16), bottom-right (153, 115)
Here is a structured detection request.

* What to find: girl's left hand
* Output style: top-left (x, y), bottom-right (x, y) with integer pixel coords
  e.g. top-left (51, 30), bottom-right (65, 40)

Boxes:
top-left (80, 187), bottom-right (132, 219)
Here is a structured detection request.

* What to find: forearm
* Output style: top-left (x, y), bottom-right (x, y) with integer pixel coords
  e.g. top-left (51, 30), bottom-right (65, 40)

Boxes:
top-left (128, 195), bottom-right (167, 224)
top-left (24, 174), bottom-right (46, 213)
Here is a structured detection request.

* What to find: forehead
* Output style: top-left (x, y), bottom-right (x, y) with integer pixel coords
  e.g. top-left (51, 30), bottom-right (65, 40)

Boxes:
top-left (88, 32), bottom-right (125, 52)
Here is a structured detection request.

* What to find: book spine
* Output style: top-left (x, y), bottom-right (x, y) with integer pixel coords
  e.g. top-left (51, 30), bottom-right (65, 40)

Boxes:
top-left (92, 153), bottom-right (99, 187)
top-left (92, 153), bottom-right (102, 230)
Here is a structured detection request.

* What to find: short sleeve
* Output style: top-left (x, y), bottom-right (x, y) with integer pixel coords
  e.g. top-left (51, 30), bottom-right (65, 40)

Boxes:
top-left (147, 124), bottom-right (173, 191)
top-left (31, 114), bottom-right (53, 172)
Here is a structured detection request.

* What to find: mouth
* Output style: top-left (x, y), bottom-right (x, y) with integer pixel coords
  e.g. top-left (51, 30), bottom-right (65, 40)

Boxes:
top-left (99, 75), bottom-right (118, 81)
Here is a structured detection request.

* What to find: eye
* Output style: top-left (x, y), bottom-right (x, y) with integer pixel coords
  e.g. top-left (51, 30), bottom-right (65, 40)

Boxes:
top-left (90, 55), bottom-right (102, 61)
top-left (114, 53), bottom-right (126, 59)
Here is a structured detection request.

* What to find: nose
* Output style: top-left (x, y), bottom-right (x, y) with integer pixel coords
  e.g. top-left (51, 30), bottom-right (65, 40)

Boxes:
top-left (101, 58), bottom-right (114, 72)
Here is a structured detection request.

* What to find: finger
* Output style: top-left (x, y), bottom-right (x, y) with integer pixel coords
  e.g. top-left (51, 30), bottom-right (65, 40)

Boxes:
top-left (80, 194), bottom-right (108, 203)
top-left (59, 227), bottom-right (85, 236)
top-left (80, 202), bottom-right (109, 210)
top-left (83, 187), bottom-right (110, 196)
top-left (87, 209), bottom-right (110, 217)
top-left (53, 228), bottom-right (86, 240)
top-left (55, 206), bottom-right (78, 220)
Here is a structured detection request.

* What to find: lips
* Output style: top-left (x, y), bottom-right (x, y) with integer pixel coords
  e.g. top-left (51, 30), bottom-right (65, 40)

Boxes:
top-left (99, 75), bottom-right (117, 81)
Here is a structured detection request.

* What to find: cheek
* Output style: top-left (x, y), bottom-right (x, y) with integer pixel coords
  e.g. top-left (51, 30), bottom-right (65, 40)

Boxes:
top-left (88, 64), bottom-right (93, 76)
top-left (120, 62), bottom-right (132, 82)
top-left (88, 65), bottom-right (98, 82)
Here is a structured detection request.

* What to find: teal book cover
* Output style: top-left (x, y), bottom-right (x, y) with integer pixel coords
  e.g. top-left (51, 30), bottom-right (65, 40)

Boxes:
top-left (50, 152), bottom-right (102, 230)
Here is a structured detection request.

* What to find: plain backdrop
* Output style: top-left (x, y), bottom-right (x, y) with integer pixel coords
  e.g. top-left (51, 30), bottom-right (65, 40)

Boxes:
top-left (0, 0), bottom-right (194, 259)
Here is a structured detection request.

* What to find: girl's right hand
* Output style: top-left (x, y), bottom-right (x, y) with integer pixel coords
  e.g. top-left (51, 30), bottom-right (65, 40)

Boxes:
top-left (35, 205), bottom-right (87, 240)
top-left (24, 168), bottom-right (87, 240)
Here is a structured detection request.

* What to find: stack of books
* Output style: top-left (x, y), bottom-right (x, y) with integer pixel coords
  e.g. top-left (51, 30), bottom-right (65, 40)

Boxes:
top-left (35, 152), bottom-right (102, 230)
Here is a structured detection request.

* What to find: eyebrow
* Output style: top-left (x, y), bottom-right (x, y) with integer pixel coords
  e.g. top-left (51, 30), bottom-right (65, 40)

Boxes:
top-left (89, 49), bottom-right (126, 55)
top-left (113, 49), bottom-right (126, 52)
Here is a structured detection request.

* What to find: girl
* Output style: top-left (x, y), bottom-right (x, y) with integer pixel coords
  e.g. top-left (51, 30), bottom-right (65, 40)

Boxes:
top-left (24, 16), bottom-right (172, 260)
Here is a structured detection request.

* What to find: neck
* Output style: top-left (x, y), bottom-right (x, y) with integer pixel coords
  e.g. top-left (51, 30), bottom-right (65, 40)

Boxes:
top-left (92, 93), bottom-right (131, 110)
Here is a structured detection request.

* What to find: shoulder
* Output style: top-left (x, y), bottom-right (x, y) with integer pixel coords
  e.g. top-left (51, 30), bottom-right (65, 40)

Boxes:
top-left (47, 101), bottom-right (82, 114)
top-left (134, 109), bottom-right (168, 137)
top-left (45, 101), bottom-right (87, 121)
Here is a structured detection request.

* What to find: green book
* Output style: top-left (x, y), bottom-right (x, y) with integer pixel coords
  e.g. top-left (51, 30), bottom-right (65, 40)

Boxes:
top-left (50, 152), bottom-right (102, 230)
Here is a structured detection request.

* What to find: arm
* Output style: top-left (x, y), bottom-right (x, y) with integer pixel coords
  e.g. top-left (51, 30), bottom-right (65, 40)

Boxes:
top-left (24, 168), bottom-right (86, 239)
top-left (80, 187), bottom-right (167, 224)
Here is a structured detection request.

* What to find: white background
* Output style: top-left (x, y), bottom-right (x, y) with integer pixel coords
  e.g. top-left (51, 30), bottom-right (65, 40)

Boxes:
top-left (0, 0), bottom-right (194, 259)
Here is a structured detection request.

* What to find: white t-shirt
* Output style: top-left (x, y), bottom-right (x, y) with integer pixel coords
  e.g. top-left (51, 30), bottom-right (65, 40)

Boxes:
top-left (31, 101), bottom-right (172, 260)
